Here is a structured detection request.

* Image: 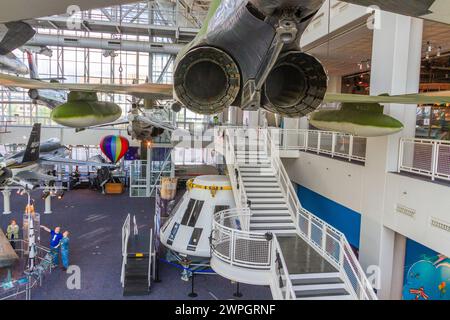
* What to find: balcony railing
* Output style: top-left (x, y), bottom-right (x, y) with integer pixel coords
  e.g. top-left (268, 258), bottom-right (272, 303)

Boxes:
top-left (398, 137), bottom-right (450, 182)
top-left (210, 208), bottom-right (273, 270)
top-left (270, 128), bottom-right (367, 163)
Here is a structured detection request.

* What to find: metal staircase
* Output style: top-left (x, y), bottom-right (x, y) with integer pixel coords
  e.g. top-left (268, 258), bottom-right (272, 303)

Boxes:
top-left (236, 148), bottom-right (296, 235)
top-left (211, 127), bottom-right (378, 300)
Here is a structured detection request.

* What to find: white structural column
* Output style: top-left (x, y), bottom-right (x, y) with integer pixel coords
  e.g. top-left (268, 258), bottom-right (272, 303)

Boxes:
top-left (358, 12), bottom-right (423, 300)
top-left (44, 195), bottom-right (52, 214)
top-left (2, 187), bottom-right (11, 214)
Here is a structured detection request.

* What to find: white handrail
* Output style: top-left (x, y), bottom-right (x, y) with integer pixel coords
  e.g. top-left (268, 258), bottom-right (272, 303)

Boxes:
top-left (211, 208), bottom-right (272, 269)
top-left (398, 137), bottom-right (450, 182)
top-left (271, 236), bottom-right (296, 299)
top-left (148, 228), bottom-right (153, 288)
top-left (121, 214), bottom-right (131, 287)
top-left (270, 128), bottom-right (366, 162)
top-left (223, 128), bottom-right (249, 210)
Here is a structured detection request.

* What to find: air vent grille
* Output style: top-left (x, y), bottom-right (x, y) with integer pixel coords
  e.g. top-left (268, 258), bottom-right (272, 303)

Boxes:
top-left (395, 204), bottom-right (416, 218)
top-left (430, 217), bottom-right (450, 233)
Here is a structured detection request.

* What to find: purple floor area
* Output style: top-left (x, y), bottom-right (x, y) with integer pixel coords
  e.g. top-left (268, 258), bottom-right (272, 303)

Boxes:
top-left (0, 188), bottom-right (272, 300)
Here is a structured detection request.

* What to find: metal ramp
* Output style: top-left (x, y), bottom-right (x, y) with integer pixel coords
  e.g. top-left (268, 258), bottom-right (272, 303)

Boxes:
top-left (210, 127), bottom-right (377, 300)
top-left (120, 214), bottom-right (154, 296)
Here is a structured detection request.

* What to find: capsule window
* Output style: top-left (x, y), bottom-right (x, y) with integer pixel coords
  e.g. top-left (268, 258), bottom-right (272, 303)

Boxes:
top-left (181, 199), bottom-right (205, 227)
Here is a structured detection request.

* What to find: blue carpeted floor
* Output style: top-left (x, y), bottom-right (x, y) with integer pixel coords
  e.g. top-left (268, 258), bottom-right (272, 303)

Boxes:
top-left (0, 188), bottom-right (272, 300)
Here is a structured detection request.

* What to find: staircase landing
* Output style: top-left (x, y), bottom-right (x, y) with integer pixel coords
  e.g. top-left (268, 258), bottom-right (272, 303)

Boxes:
top-left (277, 236), bottom-right (336, 274)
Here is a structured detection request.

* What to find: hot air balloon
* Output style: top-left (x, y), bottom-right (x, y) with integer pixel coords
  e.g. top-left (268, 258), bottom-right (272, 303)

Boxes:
top-left (100, 135), bottom-right (129, 163)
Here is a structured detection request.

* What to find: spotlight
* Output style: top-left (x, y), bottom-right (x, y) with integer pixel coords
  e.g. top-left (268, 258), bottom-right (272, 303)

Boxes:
top-left (41, 191), bottom-right (50, 200)
top-left (19, 189), bottom-right (26, 196)
top-left (427, 41), bottom-right (432, 52)
top-left (57, 191), bottom-right (65, 199)
top-left (437, 46), bottom-right (442, 57)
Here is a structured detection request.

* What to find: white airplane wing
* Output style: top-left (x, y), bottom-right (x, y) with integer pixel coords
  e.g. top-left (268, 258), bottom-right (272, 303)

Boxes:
top-left (40, 155), bottom-right (117, 167)
top-left (0, 73), bottom-right (173, 100)
top-left (14, 170), bottom-right (57, 182)
top-left (0, 0), bottom-right (138, 23)
top-left (324, 92), bottom-right (450, 105)
top-left (131, 114), bottom-right (179, 132)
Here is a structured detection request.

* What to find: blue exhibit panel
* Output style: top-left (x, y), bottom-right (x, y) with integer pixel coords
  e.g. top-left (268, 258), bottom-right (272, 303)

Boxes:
top-left (296, 184), bottom-right (361, 250)
top-left (402, 238), bottom-right (450, 300)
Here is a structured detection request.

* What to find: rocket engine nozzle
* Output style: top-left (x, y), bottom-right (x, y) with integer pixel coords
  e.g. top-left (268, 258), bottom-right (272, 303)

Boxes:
top-left (174, 46), bottom-right (241, 115)
top-left (262, 51), bottom-right (328, 118)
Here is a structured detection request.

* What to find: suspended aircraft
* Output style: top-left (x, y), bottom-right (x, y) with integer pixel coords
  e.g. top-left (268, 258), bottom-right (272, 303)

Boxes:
top-left (0, 21), bottom-right (35, 74)
top-left (0, 0), bottom-right (449, 136)
top-left (0, 123), bottom-right (116, 190)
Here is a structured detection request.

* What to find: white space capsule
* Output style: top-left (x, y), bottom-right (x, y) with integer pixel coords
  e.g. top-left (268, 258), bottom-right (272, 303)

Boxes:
top-left (160, 175), bottom-right (235, 258)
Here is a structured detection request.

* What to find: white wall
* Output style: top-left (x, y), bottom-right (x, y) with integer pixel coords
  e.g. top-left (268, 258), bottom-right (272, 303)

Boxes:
top-left (300, 0), bottom-right (369, 48)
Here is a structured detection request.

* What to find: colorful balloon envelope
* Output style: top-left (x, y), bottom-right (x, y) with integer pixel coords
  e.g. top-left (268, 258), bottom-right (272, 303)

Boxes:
top-left (100, 135), bottom-right (129, 163)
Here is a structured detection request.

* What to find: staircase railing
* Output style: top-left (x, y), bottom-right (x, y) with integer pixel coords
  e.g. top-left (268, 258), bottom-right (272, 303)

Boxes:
top-left (223, 128), bottom-right (249, 211)
top-left (263, 128), bottom-right (377, 300)
top-left (271, 236), bottom-right (296, 299)
top-left (121, 214), bottom-right (131, 287)
top-left (261, 128), bottom-right (300, 226)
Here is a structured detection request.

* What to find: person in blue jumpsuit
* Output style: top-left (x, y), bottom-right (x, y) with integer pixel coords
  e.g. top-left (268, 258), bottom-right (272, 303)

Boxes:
top-left (60, 231), bottom-right (70, 271)
top-left (40, 225), bottom-right (63, 266)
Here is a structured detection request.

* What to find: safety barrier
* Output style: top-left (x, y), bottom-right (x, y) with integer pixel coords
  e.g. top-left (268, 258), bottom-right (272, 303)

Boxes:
top-left (271, 236), bottom-right (296, 299)
top-left (270, 128), bottom-right (367, 162)
top-left (211, 208), bottom-right (273, 270)
top-left (297, 208), bottom-right (377, 300)
top-left (398, 137), bottom-right (450, 182)
top-left (121, 214), bottom-right (131, 287)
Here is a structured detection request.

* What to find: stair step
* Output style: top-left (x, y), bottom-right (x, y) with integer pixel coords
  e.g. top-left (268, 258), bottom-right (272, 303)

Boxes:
top-left (250, 223), bottom-right (296, 230)
top-left (243, 182), bottom-right (280, 187)
top-left (246, 187), bottom-right (281, 193)
top-left (251, 203), bottom-right (288, 209)
top-left (239, 167), bottom-right (273, 172)
top-left (251, 210), bottom-right (291, 217)
top-left (250, 229), bottom-right (297, 236)
top-left (241, 176), bottom-right (277, 181)
top-left (297, 294), bottom-right (354, 300)
top-left (289, 272), bottom-right (341, 280)
top-left (290, 277), bottom-right (344, 286)
top-left (247, 192), bottom-right (283, 198)
top-left (292, 283), bottom-right (346, 292)
top-left (251, 217), bottom-right (293, 223)
top-left (241, 172), bottom-right (276, 177)
top-left (295, 288), bottom-right (350, 299)
top-left (248, 198), bottom-right (285, 204)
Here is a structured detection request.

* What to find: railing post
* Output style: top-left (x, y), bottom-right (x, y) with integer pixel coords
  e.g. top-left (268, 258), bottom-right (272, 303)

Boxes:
top-left (398, 137), bottom-right (404, 173)
top-left (307, 213), bottom-right (312, 239)
top-left (349, 135), bottom-right (354, 162)
top-left (331, 133), bottom-right (336, 158)
top-left (317, 132), bottom-right (321, 154)
top-left (432, 141), bottom-right (439, 181)
top-left (321, 224), bottom-right (327, 253)
top-left (304, 130), bottom-right (309, 151)
top-left (230, 229), bottom-right (235, 266)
